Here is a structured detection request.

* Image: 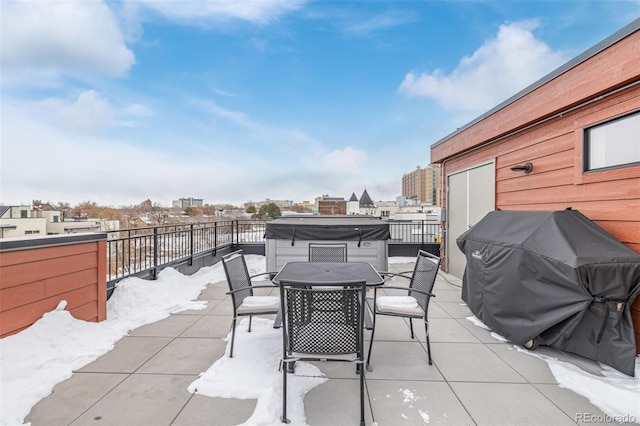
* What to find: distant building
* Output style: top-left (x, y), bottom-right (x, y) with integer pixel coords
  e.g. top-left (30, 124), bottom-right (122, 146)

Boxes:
top-left (264, 199), bottom-right (293, 209)
top-left (293, 200), bottom-right (315, 213)
top-left (0, 205), bottom-right (43, 237)
top-left (358, 189), bottom-right (376, 215)
top-left (316, 195), bottom-right (347, 215)
top-left (402, 165), bottom-right (441, 206)
top-left (314, 190), bottom-right (379, 216)
top-left (347, 193), bottom-right (360, 215)
top-left (395, 196), bottom-right (421, 207)
top-left (244, 199), bottom-right (293, 210)
top-left (0, 205), bottom-right (118, 238)
top-left (172, 198), bottom-right (204, 208)
top-left (373, 201), bottom-right (399, 218)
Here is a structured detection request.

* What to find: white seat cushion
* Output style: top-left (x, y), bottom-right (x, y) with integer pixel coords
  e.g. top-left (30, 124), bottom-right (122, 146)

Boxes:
top-left (237, 296), bottom-right (280, 314)
top-left (376, 296), bottom-right (424, 316)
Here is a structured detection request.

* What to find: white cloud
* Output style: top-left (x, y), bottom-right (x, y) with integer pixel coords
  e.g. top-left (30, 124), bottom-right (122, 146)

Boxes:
top-left (1, 96), bottom-right (383, 206)
top-left (343, 11), bottom-right (418, 35)
top-left (210, 87), bottom-right (243, 98)
top-left (0, 100), bottom-right (252, 206)
top-left (121, 104), bottom-right (155, 118)
top-left (0, 99), bottom-right (322, 206)
top-left (323, 147), bottom-right (368, 173)
top-left (112, 103), bottom-right (156, 128)
top-left (138, 0), bottom-right (306, 25)
top-left (37, 90), bottom-right (114, 133)
top-left (0, 0), bottom-right (134, 85)
top-left (31, 90), bottom-right (154, 133)
top-left (187, 98), bottom-right (259, 131)
top-left (398, 20), bottom-right (567, 113)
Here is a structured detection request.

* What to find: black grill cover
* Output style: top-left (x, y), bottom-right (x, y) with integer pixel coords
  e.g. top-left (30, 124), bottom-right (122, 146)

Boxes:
top-left (456, 210), bottom-right (640, 376)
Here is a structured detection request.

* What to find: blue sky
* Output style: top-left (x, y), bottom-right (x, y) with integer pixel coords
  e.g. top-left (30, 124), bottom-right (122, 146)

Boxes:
top-left (2, 1), bottom-right (638, 207)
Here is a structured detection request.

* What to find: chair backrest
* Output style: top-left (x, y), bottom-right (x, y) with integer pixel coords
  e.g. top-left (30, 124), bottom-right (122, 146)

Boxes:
top-left (280, 280), bottom-right (365, 356)
top-left (308, 243), bottom-right (348, 263)
top-left (222, 250), bottom-right (253, 310)
top-left (409, 250), bottom-right (441, 312)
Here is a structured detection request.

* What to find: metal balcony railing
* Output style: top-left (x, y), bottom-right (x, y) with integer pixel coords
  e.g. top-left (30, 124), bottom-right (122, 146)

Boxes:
top-left (106, 219), bottom-right (441, 293)
top-left (105, 220), bottom-right (264, 286)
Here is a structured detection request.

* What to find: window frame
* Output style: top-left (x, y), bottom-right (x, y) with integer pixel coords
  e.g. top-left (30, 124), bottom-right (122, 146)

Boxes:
top-left (582, 110), bottom-right (640, 173)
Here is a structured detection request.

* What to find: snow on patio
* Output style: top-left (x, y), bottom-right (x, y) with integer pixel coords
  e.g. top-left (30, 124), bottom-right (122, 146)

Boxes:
top-left (465, 314), bottom-right (640, 420)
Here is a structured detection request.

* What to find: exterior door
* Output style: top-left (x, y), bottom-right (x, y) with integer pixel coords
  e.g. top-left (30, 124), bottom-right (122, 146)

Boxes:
top-left (446, 161), bottom-right (495, 278)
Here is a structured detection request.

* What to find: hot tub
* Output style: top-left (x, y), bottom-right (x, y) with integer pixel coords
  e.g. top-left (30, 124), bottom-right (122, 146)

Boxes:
top-left (265, 215), bottom-right (390, 271)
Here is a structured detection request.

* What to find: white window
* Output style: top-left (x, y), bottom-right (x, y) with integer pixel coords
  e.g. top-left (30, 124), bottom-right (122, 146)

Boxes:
top-left (584, 111), bottom-right (640, 171)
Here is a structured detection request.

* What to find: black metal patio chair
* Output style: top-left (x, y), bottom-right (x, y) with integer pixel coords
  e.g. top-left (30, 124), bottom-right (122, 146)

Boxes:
top-left (279, 279), bottom-right (366, 426)
top-left (367, 250), bottom-right (441, 366)
top-left (308, 242), bottom-right (348, 262)
top-left (307, 243), bottom-right (349, 313)
top-left (221, 249), bottom-right (279, 358)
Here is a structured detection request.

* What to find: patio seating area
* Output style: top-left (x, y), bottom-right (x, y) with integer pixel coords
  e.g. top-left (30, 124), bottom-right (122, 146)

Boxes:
top-left (25, 258), bottom-right (622, 426)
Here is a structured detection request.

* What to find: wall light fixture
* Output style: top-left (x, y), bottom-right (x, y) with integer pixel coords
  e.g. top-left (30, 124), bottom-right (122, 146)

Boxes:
top-left (510, 162), bottom-right (533, 174)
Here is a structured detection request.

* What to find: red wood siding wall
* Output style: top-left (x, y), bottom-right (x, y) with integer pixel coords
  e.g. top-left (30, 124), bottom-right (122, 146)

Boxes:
top-left (440, 88), bottom-right (640, 250)
top-left (431, 29), bottom-right (640, 353)
top-left (0, 241), bottom-right (107, 337)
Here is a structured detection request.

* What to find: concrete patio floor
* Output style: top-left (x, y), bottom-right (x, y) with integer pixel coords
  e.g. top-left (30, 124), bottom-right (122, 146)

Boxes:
top-left (25, 260), bottom-right (623, 426)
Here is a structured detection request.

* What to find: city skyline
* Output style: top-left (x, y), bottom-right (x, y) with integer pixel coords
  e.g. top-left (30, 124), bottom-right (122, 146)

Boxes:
top-left (6, 187), bottom-right (401, 210)
top-left (2, 1), bottom-right (638, 207)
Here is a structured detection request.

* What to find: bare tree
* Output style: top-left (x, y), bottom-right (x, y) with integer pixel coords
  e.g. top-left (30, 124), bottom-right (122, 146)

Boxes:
top-left (147, 202), bottom-right (170, 225)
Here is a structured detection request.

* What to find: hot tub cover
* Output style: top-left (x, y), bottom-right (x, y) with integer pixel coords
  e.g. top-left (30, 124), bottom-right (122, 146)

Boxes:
top-left (456, 209), bottom-right (640, 376)
top-left (265, 215), bottom-right (390, 243)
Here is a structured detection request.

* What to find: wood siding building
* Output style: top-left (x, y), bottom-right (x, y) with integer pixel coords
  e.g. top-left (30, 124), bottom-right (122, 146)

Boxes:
top-left (318, 200), bottom-right (347, 215)
top-left (0, 234), bottom-right (107, 337)
top-left (430, 19), bottom-right (640, 352)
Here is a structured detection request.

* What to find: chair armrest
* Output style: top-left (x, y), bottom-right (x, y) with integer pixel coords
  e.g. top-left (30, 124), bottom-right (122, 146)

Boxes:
top-left (226, 284), bottom-right (279, 295)
top-left (378, 272), bottom-right (411, 280)
top-left (375, 286), bottom-right (435, 298)
top-left (249, 271), bottom-right (278, 283)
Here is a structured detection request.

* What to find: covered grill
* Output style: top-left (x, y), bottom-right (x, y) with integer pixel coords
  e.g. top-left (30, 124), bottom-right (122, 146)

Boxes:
top-left (456, 209), bottom-right (640, 376)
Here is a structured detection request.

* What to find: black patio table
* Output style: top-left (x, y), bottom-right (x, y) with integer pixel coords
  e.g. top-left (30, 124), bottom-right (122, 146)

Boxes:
top-left (272, 261), bottom-right (384, 287)
top-left (272, 261), bottom-right (383, 331)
